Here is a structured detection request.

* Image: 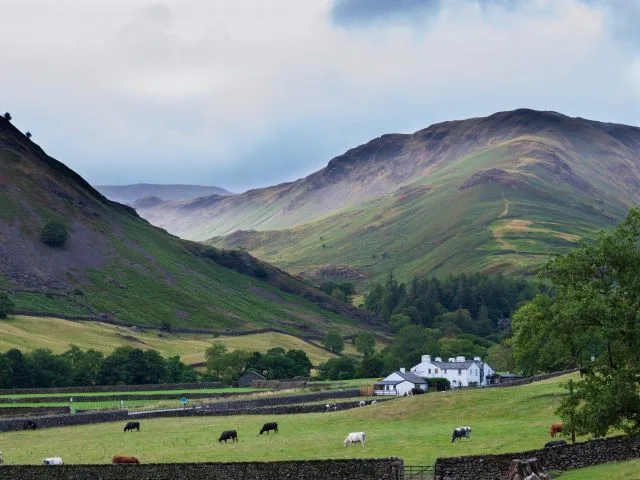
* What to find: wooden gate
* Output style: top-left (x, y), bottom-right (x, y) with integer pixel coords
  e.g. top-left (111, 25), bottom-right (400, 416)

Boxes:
top-left (403, 465), bottom-right (435, 480)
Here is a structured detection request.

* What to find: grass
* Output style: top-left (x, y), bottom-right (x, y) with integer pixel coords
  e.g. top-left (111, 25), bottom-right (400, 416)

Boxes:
top-left (0, 387), bottom-right (256, 400)
top-left (552, 460), bottom-right (640, 479)
top-left (0, 372), bottom-right (609, 466)
top-left (0, 316), bottom-right (341, 366)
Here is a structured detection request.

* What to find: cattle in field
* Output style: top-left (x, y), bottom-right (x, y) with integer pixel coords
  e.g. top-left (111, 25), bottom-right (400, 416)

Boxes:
top-left (371, 400), bottom-right (378, 405)
top-left (124, 421), bottom-right (140, 432)
top-left (42, 457), bottom-right (64, 465)
top-left (411, 387), bottom-right (425, 395)
top-left (451, 426), bottom-right (472, 442)
top-left (343, 432), bottom-right (366, 447)
top-left (323, 403), bottom-right (338, 412)
top-left (23, 420), bottom-right (37, 430)
top-left (549, 422), bottom-right (564, 437)
top-left (218, 430), bottom-right (238, 443)
top-left (259, 422), bottom-right (278, 435)
top-left (545, 440), bottom-right (567, 448)
top-left (359, 400), bottom-right (366, 407)
top-left (112, 455), bottom-right (139, 464)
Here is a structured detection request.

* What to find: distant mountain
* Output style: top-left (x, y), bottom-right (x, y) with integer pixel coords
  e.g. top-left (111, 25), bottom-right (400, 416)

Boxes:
top-left (0, 116), bottom-right (380, 336)
top-left (132, 109), bottom-right (640, 284)
top-left (95, 184), bottom-right (234, 204)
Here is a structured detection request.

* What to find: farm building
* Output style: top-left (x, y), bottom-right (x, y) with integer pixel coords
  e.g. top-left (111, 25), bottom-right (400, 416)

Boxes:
top-left (410, 355), bottom-right (495, 388)
top-left (236, 370), bottom-right (266, 387)
top-left (374, 368), bottom-right (428, 396)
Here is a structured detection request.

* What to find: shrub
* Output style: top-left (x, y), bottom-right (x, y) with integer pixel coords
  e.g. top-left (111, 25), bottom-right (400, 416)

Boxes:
top-left (253, 264), bottom-right (268, 279)
top-left (426, 377), bottom-right (451, 391)
top-left (40, 221), bottom-right (68, 247)
top-left (0, 292), bottom-right (14, 318)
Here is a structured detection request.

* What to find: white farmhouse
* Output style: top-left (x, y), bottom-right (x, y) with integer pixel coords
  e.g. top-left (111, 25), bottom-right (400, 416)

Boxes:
top-left (411, 355), bottom-right (494, 388)
top-left (374, 368), bottom-right (428, 396)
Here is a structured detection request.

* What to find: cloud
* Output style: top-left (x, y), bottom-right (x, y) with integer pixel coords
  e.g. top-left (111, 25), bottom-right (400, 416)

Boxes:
top-left (0, 0), bottom-right (638, 191)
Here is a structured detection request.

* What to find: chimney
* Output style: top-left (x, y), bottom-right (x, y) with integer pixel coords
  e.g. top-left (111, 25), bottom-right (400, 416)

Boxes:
top-left (422, 355), bottom-right (431, 363)
top-left (474, 356), bottom-right (481, 362)
top-left (448, 358), bottom-right (455, 362)
top-left (456, 356), bottom-right (465, 362)
top-left (435, 357), bottom-right (442, 362)
top-left (400, 367), bottom-right (406, 373)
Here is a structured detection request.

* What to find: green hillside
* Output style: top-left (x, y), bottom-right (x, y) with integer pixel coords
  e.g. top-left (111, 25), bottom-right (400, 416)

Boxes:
top-left (134, 109), bottom-right (640, 285)
top-left (0, 116), bottom-right (380, 336)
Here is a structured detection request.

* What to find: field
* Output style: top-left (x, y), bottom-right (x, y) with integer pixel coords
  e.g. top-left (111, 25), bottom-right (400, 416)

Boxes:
top-left (553, 460), bottom-right (640, 479)
top-left (0, 373), bottom-right (595, 466)
top-left (0, 316), bottom-right (344, 366)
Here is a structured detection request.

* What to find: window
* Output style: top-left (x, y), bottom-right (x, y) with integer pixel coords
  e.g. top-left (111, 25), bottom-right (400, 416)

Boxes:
top-left (435, 369), bottom-right (438, 374)
top-left (458, 369), bottom-right (462, 375)
top-left (428, 368), bottom-right (431, 374)
top-left (444, 369), bottom-right (447, 374)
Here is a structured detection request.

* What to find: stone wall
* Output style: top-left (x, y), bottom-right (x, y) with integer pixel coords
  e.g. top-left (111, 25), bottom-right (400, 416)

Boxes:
top-left (0, 391), bottom-right (258, 404)
top-left (0, 407), bottom-right (70, 417)
top-left (0, 411), bottom-right (128, 432)
top-left (0, 381), bottom-right (223, 396)
top-left (0, 458), bottom-right (403, 480)
top-left (434, 435), bottom-right (640, 480)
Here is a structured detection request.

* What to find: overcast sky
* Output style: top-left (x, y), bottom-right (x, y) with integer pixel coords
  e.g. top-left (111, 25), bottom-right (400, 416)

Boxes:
top-left (2, 0), bottom-right (639, 192)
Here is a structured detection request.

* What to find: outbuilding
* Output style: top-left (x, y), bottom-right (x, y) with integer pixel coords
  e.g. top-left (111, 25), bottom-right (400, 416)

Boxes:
top-left (374, 368), bottom-right (428, 396)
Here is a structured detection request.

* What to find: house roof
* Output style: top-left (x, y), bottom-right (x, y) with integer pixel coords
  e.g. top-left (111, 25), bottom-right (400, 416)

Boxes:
top-left (396, 371), bottom-right (427, 384)
top-left (432, 360), bottom-right (483, 370)
top-left (376, 380), bottom-right (402, 385)
top-left (239, 370), bottom-right (266, 380)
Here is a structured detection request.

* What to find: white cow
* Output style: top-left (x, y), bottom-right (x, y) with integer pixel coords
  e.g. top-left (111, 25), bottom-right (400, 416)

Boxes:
top-left (344, 432), bottom-right (366, 447)
top-left (42, 457), bottom-right (64, 465)
top-left (371, 400), bottom-right (378, 405)
top-left (359, 400), bottom-right (366, 407)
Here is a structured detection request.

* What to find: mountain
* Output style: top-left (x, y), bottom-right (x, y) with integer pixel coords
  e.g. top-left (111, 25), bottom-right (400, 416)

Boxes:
top-left (0, 116), bottom-right (380, 336)
top-left (134, 109), bottom-right (640, 284)
top-left (95, 184), bottom-right (234, 205)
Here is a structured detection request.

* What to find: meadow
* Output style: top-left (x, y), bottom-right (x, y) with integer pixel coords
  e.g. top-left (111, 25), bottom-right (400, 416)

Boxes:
top-left (0, 315), bottom-right (346, 366)
top-left (0, 373), bottom-right (588, 466)
top-left (553, 460), bottom-right (640, 479)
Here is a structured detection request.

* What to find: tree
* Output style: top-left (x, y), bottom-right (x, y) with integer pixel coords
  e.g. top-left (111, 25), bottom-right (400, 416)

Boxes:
top-left (225, 349), bottom-right (251, 379)
top-left (3, 112), bottom-right (11, 121)
top-left (0, 292), bottom-right (14, 318)
top-left (512, 208), bottom-right (640, 437)
top-left (40, 221), bottom-right (68, 247)
top-left (5, 348), bottom-right (32, 387)
top-left (357, 353), bottom-right (384, 378)
top-left (317, 357), bottom-right (357, 380)
top-left (0, 354), bottom-right (14, 388)
top-left (323, 331), bottom-right (344, 353)
top-left (205, 343), bottom-right (228, 379)
top-left (355, 332), bottom-right (376, 357)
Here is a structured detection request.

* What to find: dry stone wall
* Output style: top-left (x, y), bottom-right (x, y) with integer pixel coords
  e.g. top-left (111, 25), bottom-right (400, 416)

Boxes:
top-left (0, 381), bottom-right (222, 396)
top-left (0, 411), bottom-right (128, 432)
top-left (0, 458), bottom-right (403, 480)
top-left (434, 435), bottom-right (640, 480)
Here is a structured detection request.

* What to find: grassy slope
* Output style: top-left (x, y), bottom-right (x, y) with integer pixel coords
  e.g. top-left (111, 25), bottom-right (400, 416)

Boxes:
top-left (0, 118), bottom-right (376, 336)
top-left (0, 316), bottom-right (342, 366)
top-left (0, 373), bottom-right (610, 466)
top-left (553, 460), bottom-right (640, 479)
top-left (212, 137), bottom-right (624, 284)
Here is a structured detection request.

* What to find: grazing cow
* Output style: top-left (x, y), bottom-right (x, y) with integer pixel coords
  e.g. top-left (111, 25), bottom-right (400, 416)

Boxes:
top-left (549, 422), bottom-right (564, 437)
top-left (359, 400), bottom-right (366, 407)
top-left (23, 420), bottom-right (37, 431)
top-left (371, 400), bottom-right (378, 405)
top-left (218, 430), bottom-right (238, 443)
top-left (545, 440), bottom-right (567, 448)
top-left (343, 432), bottom-right (366, 447)
top-left (112, 455), bottom-right (140, 464)
top-left (124, 421), bottom-right (140, 432)
top-left (42, 457), bottom-right (64, 465)
top-left (451, 426), bottom-right (472, 443)
top-left (259, 422), bottom-right (278, 435)
top-left (411, 387), bottom-right (425, 395)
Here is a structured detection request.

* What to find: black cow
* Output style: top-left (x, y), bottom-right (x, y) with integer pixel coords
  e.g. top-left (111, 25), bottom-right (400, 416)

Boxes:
top-left (451, 426), bottom-right (471, 443)
top-left (23, 420), bottom-right (37, 431)
top-left (124, 421), bottom-right (140, 432)
top-left (411, 387), bottom-right (425, 395)
top-left (218, 430), bottom-right (238, 443)
top-left (259, 422), bottom-right (278, 435)
top-left (544, 440), bottom-right (568, 448)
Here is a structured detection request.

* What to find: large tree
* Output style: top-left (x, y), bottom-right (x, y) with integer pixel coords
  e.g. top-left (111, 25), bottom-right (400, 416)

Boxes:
top-left (512, 208), bottom-right (640, 437)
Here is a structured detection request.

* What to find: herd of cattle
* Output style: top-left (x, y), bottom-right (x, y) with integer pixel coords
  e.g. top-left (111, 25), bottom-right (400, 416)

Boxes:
top-left (0, 405), bottom-right (570, 466)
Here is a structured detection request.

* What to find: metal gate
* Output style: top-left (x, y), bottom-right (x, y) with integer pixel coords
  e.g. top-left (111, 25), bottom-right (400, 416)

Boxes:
top-left (403, 465), bottom-right (435, 480)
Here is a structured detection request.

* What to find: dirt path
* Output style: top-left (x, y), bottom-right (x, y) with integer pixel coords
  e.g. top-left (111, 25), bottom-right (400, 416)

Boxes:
top-left (498, 196), bottom-right (510, 219)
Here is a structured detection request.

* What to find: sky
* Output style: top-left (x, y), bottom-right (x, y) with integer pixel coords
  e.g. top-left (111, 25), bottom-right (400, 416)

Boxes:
top-left (2, 0), bottom-right (639, 192)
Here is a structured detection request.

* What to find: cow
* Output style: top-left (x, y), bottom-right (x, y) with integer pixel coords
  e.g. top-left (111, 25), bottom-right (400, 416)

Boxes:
top-left (344, 432), bottom-right (366, 447)
top-left (218, 430), bottom-right (238, 443)
top-left (411, 387), bottom-right (425, 395)
top-left (112, 455), bottom-right (140, 464)
top-left (323, 403), bottom-right (338, 412)
top-left (451, 426), bottom-right (472, 443)
top-left (371, 400), bottom-right (378, 405)
top-left (42, 457), bottom-right (64, 465)
top-left (23, 420), bottom-right (37, 430)
top-left (124, 421), bottom-right (140, 432)
top-left (545, 440), bottom-right (568, 448)
top-left (549, 422), bottom-right (564, 437)
top-left (259, 422), bottom-right (278, 435)
top-left (359, 400), bottom-right (366, 407)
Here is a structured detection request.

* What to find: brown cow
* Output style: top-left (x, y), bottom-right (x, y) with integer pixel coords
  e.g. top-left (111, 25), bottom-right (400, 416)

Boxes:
top-left (112, 455), bottom-right (140, 464)
top-left (549, 422), bottom-right (564, 437)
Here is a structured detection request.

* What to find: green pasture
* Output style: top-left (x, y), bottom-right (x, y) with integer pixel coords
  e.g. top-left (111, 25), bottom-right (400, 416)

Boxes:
top-left (0, 373), bottom-right (608, 466)
top-left (0, 387), bottom-right (256, 400)
top-left (553, 460), bottom-right (640, 479)
top-left (0, 315), bottom-right (342, 366)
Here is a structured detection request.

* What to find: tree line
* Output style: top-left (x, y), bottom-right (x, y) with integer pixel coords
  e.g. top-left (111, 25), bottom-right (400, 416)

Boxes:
top-left (0, 345), bottom-right (197, 388)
